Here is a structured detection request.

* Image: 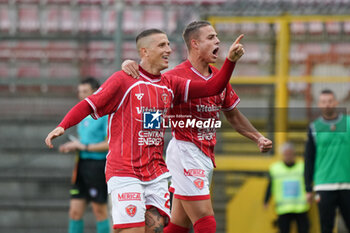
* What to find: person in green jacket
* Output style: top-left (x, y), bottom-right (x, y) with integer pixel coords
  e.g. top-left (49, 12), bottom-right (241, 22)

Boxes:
top-left (304, 89), bottom-right (350, 233)
top-left (264, 142), bottom-right (310, 233)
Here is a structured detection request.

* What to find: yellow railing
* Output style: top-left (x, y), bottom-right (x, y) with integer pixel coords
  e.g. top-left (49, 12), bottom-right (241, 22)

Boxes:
top-left (208, 15), bottom-right (350, 171)
top-left (208, 15), bottom-right (349, 233)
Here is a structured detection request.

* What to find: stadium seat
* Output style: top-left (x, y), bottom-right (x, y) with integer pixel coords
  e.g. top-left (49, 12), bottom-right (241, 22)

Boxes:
top-left (18, 6), bottom-right (40, 32)
top-left (0, 6), bottom-right (10, 33)
top-left (14, 42), bottom-right (45, 61)
top-left (45, 0), bottom-right (72, 3)
top-left (201, 0), bottom-right (227, 5)
top-left (46, 42), bottom-right (79, 61)
top-left (143, 7), bottom-right (165, 30)
top-left (240, 22), bottom-right (257, 35)
top-left (170, 0), bottom-right (197, 4)
top-left (48, 63), bottom-right (78, 79)
top-left (325, 21), bottom-right (341, 34)
top-left (16, 63), bottom-right (41, 78)
top-left (123, 8), bottom-right (142, 34)
top-left (42, 7), bottom-right (60, 33)
top-left (122, 42), bottom-right (139, 60)
top-left (86, 41), bottom-right (115, 62)
top-left (78, 7), bottom-right (102, 33)
top-left (0, 42), bottom-right (11, 61)
top-left (343, 21), bottom-right (350, 34)
top-left (290, 22), bottom-right (307, 35)
top-left (104, 10), bottom-right (117, 34)
top-left (0, 65), bottom-right (9, 78)
top-left (77, 0), bottom-right (104, 4)
top-left (256, 23), bottom-right (271, 37)
top-left (308, 21), bottom-right (323, 35)
top-left (60, 7), bottom-right (74, 32)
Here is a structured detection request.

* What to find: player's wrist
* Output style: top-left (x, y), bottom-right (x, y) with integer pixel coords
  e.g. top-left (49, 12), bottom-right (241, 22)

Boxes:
top-left (82, 144), bottom-right (89, 151)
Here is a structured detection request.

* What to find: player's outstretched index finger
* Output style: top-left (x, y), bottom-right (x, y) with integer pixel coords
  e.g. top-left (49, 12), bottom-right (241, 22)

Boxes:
top-left (233, 34), bottom-right (244, 45)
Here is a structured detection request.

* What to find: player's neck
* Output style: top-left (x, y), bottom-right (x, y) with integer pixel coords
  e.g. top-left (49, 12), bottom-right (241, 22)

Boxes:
top-left (139, 61), bottom-right (162, 77)
top-left (188, 55), bottom-right (211, 77)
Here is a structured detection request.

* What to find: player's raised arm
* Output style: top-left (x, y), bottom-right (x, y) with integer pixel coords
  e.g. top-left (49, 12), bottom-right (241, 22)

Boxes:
top-left (45, 100), bottom-right (93, 148)
top-left (187, 34), bottom-right (244, 99)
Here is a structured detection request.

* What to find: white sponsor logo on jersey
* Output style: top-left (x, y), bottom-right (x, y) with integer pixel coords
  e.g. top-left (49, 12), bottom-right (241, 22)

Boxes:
top-left (135, 93), bottom-right (144, 100)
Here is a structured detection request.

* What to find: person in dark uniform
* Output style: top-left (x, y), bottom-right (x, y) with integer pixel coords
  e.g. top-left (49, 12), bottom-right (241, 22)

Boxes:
top-left (59, 77), bottom-right (110, 233)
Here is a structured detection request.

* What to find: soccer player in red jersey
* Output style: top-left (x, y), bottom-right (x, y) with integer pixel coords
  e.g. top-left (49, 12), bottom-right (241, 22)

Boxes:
top-left (45, 28), bottom-right (244, 233)
top-left (122, 21), bottom-right (272, 233)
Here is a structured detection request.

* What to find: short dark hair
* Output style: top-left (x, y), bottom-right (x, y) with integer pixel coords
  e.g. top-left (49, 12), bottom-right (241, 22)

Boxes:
top-left (183, 21), bottom-right (211, 50)
top-left (80, 77), bottom-right (100, 90)
top-left (136, 28), bottom-right (166, 44)
top-left (321, 89), bottom-right (335, 96)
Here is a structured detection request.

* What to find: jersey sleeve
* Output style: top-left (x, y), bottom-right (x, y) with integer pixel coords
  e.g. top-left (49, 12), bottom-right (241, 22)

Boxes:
top-left (221, 83), bottom-right (240, 111)
top-left (85, 73), bottom-right (124, 119)
top-left (100, 115), bottom-right (109, 139)
top-left (166, 74), bottom-right (191, 105)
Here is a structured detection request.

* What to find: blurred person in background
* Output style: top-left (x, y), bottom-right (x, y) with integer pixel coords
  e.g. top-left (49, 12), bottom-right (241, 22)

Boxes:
top-left (264, 142), bottom-right (309, 233)
top-left (304, 89), bottom-right (350, 233)
top-left (122, 21), bottom-right (272, 233)
top-left (59, 77), bottom-right (110, 233)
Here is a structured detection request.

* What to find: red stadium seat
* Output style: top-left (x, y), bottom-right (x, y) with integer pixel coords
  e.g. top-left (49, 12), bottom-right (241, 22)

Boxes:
top-left (307, 21), bottom-right (323, 35)
top-left (0, 42), bottom-right (12, 61)
top-left (240, 22), bottom-right (256, 35)
top-left (170, 0), bottom-right (197, 4)
top-left (77, 0), bottom-right (103, 4)
top-left (143, 7), bottom-right (165, 30)
top-left (123, 8), bottom-right (142, 34)
top-left (104, 10), bottom-right (117, 34)
top-left (86, 42), bottom-right (115, 62)
top-left (0, 6), bottom-right (10, 32)
top-left (325, 21), bottom-right (341, 35)
top-left (18, 6), bottom-right (40, 32)
top-left (80, 63), bottom-right (115, 79)
top-left (290, 22), bottom-right (307, 35)
top-left (46, 42), bottom-right (79, 61)
top-left (0, 65), bottom-right (9, 78)
top-left (201, 0), bottom-right (227, 4)
top-left (14, 42), bottom-right (45, 61)
top-left (46, 0), bottom-right (72, 3)
top-left (78, 7), bottom-right (102, 33)
top-left (48, 63), bottom-right (78, 79)
top-left (122, 42), bottom-right (139, 60)
top-left (332, 43), bottom-right (350, 54)
top-left (343, 21), bottom-right (350, 34)
top-left (16, 63), bottom-right (41, 78)
top-left (43, 7), bottom-right (60, 33)
top-left (60, 7), bottom-right (74, 32)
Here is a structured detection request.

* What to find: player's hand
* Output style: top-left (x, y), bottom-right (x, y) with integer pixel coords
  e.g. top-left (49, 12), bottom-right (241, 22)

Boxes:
top-left (227, 34), bottom-right (245, 62)
top-left (122, 60), bottom-right (139, 79)
top-left (45, 127), bottom-right (65, 149)
top-left (257, 136), bottom-right (272, 153)
top-left (59, 141), bottom-right (83, 153)
top-left (306, 192), bottom-right (313, 204)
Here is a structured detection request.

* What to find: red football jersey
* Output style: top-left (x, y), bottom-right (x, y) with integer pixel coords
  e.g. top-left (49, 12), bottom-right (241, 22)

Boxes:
top-left (165, 60), bottom-right (240, 166)
top-left (85, 67), bottom-right (190, 182)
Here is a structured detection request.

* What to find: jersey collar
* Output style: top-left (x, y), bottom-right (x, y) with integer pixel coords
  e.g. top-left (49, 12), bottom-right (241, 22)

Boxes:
top-left (184, 60), bottom-right (213, 81)
top-left (139, 65), bottom-right (162, 82)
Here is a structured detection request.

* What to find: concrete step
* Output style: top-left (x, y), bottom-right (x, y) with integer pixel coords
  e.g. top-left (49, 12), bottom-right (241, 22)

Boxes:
top-left (0, 151), bottom-right (75, 170)
top-left (0, 200), bottom-right (97, 230)
top-left (0, 121), bottom-right (78, 150)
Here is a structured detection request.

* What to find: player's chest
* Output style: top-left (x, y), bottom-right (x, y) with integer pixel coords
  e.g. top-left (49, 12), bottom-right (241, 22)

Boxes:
top-left (125, 83), bottom-right (173, 115)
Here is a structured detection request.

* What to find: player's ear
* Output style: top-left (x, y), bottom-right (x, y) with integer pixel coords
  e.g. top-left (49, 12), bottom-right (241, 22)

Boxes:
top-left (140, 47), bottom-right (148, 57)
top-left (190, 39), bottom-right (199, 50)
